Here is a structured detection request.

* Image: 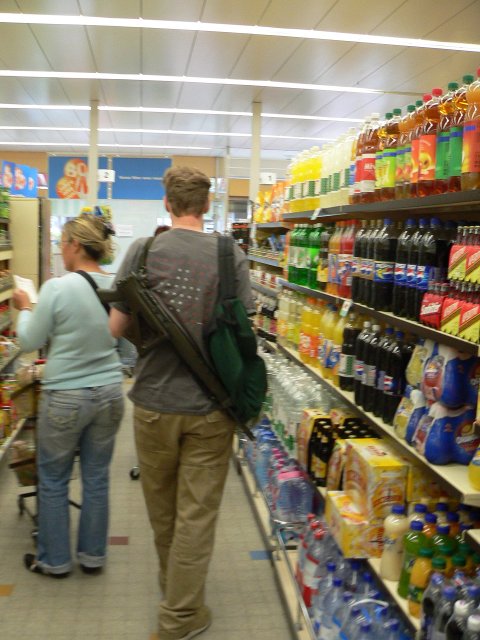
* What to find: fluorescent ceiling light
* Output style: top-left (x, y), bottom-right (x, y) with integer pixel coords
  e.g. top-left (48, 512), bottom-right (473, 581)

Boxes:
top-left (0, 126), bottom-right (335, 142)
top-left (0, 13), bottom-right (479, 53)
top-left (0, 103), bottom-right (364, 123)
top-left (0, 141), bottom-right (211, 150)
top-left (0, 103), bottom-right (89, 110)
top-left (0, 70), bottom-right (385, 95)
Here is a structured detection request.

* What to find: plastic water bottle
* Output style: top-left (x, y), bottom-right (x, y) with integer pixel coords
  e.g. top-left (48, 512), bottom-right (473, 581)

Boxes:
top-left (302, 530), bottom-right (327, 608)
top-left (445, 599), bottom-right (474, 638)
top-left (430, 585), bottom-right (458, 638)
top-left (385, 618), bottom-right (401, 640)
top-left (343, 558), bottom-right (362, 593)
top-left (340, 605), bottom-right (365, 640)
top-left (464, 613), bottom-right (480, 640)
top-left (318, 577), bottom-right (344, 640)
top-left (359, 571), bottom-right (376, 598)
top-left (311, 565), bottom-right (338, 634)
top-left (420, 572), bottom-right (445, 639)
top-left (356, 620), bottom-right (372, 640)
top-left (332, 591), bottom-right (355, 632)
top-left (296, 519), bottom-right (320, 588)
top-left (289, 473), bottom-right (314, 522)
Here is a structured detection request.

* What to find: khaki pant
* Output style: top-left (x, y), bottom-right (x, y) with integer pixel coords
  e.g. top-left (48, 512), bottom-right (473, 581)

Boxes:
top-left (134, 405), bottom-right (235, 638)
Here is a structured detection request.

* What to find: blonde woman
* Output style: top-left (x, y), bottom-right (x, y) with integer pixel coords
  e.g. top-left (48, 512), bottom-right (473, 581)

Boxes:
top-left (13, 213), bottom-right (124, 578)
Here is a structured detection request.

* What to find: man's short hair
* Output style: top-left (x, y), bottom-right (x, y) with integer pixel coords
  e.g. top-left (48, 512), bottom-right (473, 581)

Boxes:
top-left (163, 166), bottom-right (211, 217)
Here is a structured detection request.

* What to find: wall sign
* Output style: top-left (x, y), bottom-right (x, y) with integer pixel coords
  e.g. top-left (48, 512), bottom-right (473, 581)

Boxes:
top-left (111, 157), bottom-right (171, 200)
top-left (48, 156), bottom-right (108, 199)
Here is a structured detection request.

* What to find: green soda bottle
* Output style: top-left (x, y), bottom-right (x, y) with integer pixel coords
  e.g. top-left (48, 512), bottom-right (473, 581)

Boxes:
top-left (397, 520), bottom-right (427, 598)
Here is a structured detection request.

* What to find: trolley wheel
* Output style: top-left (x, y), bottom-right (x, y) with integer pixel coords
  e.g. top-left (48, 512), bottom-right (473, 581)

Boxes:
top-left (130, 467), bottom-right (140, 480)
top-left (18, 495), bottom-right (25, 515)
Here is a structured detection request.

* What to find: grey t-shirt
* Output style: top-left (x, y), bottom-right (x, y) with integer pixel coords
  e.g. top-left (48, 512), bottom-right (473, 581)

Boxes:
top-left (113, 228), bottom-right (254, 414)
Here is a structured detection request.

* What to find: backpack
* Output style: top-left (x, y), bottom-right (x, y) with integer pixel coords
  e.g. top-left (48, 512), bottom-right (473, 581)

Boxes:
top-left (207, 235), bottom-right (267, 425)
top-left (98, 234), bottom-right (267, 438)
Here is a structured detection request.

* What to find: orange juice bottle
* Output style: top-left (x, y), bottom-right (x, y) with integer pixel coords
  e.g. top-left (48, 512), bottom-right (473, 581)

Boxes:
top-left (448, 74), bottom-right (475, 192)
top-left (309, 302), bottom-right (323, 367)
top-left (408, 547), bottom-right (434, 618)
top-left (435, 82), bottom-right (459, 194)
top-left (299, 303), bottom-right (312, 363)
top-left (410, 97), bottom-right (430, 197)
top-left (461, 67), bottom-right (480, 191)
top-left (418, 88), bottom-right (443, 197)
top-left (353, 118), bottom-right (369, 204)
top-left (423, 512), bottom-right (438, 539)
top-left (360, 113), bottom-right (380, 203)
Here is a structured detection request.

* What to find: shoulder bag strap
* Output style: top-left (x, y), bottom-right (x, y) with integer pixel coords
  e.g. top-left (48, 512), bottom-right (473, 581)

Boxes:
top-left (76, 270), bottom-right (111, 316)
top-left (217, 235), bottom-right (236, 303)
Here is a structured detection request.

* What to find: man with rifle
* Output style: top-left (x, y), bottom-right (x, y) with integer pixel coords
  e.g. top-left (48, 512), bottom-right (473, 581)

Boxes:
top-left (109, 166), bottom-right (254, 640)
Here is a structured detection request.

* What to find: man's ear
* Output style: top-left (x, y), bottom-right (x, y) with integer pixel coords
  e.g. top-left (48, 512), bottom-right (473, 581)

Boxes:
top-left (164, 197), bottom-right (171, 213)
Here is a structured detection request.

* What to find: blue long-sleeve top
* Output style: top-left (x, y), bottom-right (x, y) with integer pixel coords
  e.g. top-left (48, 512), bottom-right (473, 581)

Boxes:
top-left (16, 272), bottom-right (122, 390)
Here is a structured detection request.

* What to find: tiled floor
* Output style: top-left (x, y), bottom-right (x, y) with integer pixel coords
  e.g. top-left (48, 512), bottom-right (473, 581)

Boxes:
top-left (0, 387), bottom-right (292, 639)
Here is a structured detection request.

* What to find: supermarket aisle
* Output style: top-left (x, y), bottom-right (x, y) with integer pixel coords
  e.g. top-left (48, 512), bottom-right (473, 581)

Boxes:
top-left (0, 387), bottom-right (292, 640)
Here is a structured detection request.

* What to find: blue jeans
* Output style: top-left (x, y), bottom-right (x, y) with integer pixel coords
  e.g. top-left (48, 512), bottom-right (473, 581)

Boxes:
top-left (36, 383), bottom-right (124, 574)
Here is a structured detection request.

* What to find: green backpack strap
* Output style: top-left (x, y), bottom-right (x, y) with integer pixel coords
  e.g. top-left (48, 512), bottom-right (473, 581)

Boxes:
top-left (217, 235), bottom-right (236, 303)
top-left (138, 236), bottom-right (155, 275)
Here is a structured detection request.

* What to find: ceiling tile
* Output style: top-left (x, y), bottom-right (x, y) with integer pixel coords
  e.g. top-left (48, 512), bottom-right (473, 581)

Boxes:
top-left (57, 78), bottom-right (106, 105)
top-left (30, 25), bottom-right (96, 72)
top-left (100, 80), bottom-right (142, 108)
top-left (187, 33), bottom-right (250, 77)
top-left (141, 82), bottom-right (183, 109)
top-left (200, 0), bottom-right (271, 25)
top-left (0, 25), bottom-right (51, 70)
top-left (271, 40), bottom-right (354, 84)
top-left (317, 0), bottom-right (406, 32)
top-left (142, 31), bottom-right (196, 75)
top-left (86, 26), bottom-right (141, 74)
top-left (229, 34), bottom-right (304, 81)
top-left (142, 0), bottom-right (204, 21)
top-left (423, 1), bottom-right (480, 42)
top-left (16, 0), bottom-right (80, 14)
top-left (78, 0), bottom-right (141, 18)
top-left (138, 113), bottom-right (174, 129)
top-left (259, 0), bottom-right (338, 29)
top-left (103, 111), bottom-right (143, 129)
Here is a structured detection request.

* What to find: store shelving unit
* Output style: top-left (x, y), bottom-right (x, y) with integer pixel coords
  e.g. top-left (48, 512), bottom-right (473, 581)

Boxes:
top-left (248, 254), bottom-right (281, 268)
top-left (251, 222), bottom-right (291, 230)
top-left (282, 190), bottom-right (480, 223)
top-left (251, 280), bottom-right (279, 298)
top-left (279, 278), bottom-right (479, 356)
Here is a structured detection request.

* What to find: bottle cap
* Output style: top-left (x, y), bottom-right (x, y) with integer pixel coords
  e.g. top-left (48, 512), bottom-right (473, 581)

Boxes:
top-left (467, 584), bottom-right (480, 599)
top-left (384, 217), bottom-right (393, 225)
top-left (447, 512), bottom-right (460, 523)
top-left (349, 559), bottom-right (361, 570)
top-left (360, 621), bottom-right (371, 632)
top-left (432, 557), bottom-right (447, 569)
top-left (430, 217), bottom-right (442, 226)
top-left (468, 614), bottom-right (480, 632)
top-left (414, 504), bottom-right (428, 513)
top-left (388, 619), bottom-right (400, 632)
top-left (326, 561), bottom-right (336, 571)
top-left (362, 571), bottom-right (373, 583)
top-left (423, 93), bottom-right (432, 101)
top-left (425, 513), bottom-right (438, 524)
top-left (451, 554), bottom-right (467, 567)
top-left (436, 524), bottom-right (451, 535)
top-left (410, 520), bottom-right (424, 531)
top-left (343, 591), bottom-right (354, 602)
top-left (436, 502), bottom-right (449, 511)
top-left (454, 600), bottom-right (472, 618)
top-left (332, 577), bottom-right (343, 588)
top-left (406, 218), bottom-right (416, 226)
top-left (393, 108), bottom-right (402, 115)
top-left (419, 547), bottom-right (434, 558)
top-left (443, 585), bottom-right (457, 600)
top-left (463, 74), bottom-right (475, 84)
top-left (391, 504), bottom-right (406, 515)
top-left (447, 82), bottom-right (459, 91)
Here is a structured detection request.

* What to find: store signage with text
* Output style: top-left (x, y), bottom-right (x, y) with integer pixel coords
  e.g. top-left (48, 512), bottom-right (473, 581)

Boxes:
top-left (111, 157), bottom-right (171, 200)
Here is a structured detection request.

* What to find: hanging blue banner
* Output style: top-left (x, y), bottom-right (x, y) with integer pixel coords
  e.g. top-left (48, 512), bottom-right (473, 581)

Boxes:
top-left (48, 156), bottom-right (107, 199)
top-left (111, 157), bottom-right (171, 200)
top-left (1, 161), bottom-right (38, 197)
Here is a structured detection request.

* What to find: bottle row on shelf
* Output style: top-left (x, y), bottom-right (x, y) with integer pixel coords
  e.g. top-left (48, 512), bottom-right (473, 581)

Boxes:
top-left (286, 70), bottom-right (480, 215)
top-left (285, 217), bottom-right (480, 344)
